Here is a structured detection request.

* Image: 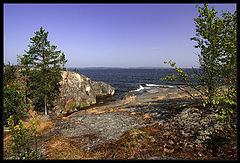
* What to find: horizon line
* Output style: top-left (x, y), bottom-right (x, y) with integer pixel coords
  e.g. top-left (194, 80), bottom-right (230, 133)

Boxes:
top-left (65, 66), bottom-right (200, 69)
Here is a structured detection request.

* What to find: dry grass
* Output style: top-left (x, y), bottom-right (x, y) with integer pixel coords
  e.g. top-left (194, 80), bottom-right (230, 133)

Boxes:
top-left (88, 126), bottom-right (165, 160)
top-left (3, 133), bottom-right (12, 159)
top-left (156, 91), bottom-right (202, 101)
top-left (44, 135), bottom-right (89, 159)
top-left (4, 100), bottom-right (236, 160)
top-left (85, 108), bottom-right (106, 114)
top-left (64, 99), bottom-right (75, 110)
top-left (23, 109), bottom-right (54, 136)
top-left (3, 109), bottom-right (54, 159)
top-left (83, 107), bottom-right (127, 115)
top-left (125, 96), bottom-right (136, 104)
top-left (88, 122), bottom-right (237, 160)
top-left (157, 95), bottom-right (167, 100)
top-left (142, 113), bottom-right (152, 119)
top-left (43, 134), bottom-right (105, 160)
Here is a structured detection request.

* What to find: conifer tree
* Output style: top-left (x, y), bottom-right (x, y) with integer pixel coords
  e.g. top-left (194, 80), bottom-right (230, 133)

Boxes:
top-left (18, 27), bottom-right (67, 115)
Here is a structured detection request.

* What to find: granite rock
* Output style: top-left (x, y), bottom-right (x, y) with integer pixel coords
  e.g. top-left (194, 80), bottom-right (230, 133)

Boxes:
top-left (53, 71), bottom-right (115, 116)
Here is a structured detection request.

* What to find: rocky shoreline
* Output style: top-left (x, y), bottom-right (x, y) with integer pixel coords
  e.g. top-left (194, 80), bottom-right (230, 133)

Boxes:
top-left (4, 73), bottom-right (236, 160)
top-left (29, 85), bottom-right (237, 160)
top-left (50, 71), bottom-right (116, 116)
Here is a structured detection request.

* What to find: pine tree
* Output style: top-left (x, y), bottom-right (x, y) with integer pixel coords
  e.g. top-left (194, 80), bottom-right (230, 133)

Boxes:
top-left (18, 27), bottom-right (67, 115)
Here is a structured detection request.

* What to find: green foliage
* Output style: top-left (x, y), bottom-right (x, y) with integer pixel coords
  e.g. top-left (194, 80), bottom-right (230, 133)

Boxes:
top-left (3, 62), bottom-right (17, 86)
top-left (161, 60), bottom-right (204, 103)
top-left (70, 102), bottom-right (81, 110)
top-left (191, 4), bottom-right (236, 108)
top-left (7, 116), bottom-right (42, 160)
top-left (161, 4), bottom-right (236, 127)
top-left (73, 68), bottom-right (79, 73)
top-left (69, 101), bottom-right (92, 111)
top-left (192, 4), bottom-right (237, 121)
top-left (3, 63), bottom-right (28, 126)
top-left (3, 84), bottom-right (28, 126)
top-left (162, 61), bottom-right (189, 83)
top-left (18, 27), bottom-right (67, 115)
top-left (80, 102), bottom-right (85, 108)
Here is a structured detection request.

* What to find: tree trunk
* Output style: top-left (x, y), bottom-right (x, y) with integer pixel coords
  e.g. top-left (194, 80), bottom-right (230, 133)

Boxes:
top-left (44, 96), bottom-right (47, 115)
top-left (42, 38), bottom-right (48, 116)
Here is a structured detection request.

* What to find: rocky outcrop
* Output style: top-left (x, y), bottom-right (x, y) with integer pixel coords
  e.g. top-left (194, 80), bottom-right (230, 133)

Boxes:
top-left (173, 107), bottom-right (223, 143)
top-left (53, 71), bottom-right (115, 116)
top-left (91, 81), bottom-right (115, 97)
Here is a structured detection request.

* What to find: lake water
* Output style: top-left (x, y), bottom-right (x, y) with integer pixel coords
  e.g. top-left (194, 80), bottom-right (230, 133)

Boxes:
top-left (67, 68), bottom-right (197, 100)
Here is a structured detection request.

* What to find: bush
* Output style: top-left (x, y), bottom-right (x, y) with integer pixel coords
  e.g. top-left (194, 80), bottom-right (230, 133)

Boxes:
top-left (3, 62), bottom-right (28, 126)
top-left (161, 4), bottom-right (236, 128)
top-left (3, 84), bottom-right (28, 126)
top-left (6, 115), bottom-right (42, 160)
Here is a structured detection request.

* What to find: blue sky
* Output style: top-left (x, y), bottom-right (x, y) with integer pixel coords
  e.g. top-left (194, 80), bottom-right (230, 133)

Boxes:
top-left (4, 3), bottom-right (236, 68)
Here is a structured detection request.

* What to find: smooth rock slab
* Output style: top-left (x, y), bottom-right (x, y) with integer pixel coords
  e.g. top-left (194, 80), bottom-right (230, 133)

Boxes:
top-left (52, 112), bottom-right (146, 142)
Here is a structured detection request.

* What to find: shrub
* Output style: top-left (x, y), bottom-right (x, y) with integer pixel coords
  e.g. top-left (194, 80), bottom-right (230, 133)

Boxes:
top-left (6, 115), bottom-right (42, 160)
top-left (3, 62), bottom-right (28, 126)
top-left (3, 84), bottom-right (28, 126)
top-left (161, 4), bottom-right (236, 128)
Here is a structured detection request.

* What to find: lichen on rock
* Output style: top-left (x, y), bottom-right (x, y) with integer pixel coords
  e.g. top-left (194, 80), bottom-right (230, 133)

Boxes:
top-left (53, 71), bottom-right (115, 116)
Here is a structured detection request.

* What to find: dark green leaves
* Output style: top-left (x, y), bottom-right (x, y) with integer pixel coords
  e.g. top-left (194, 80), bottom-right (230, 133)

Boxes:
top-left (18, 27), bottom-right (67, 114)
top-left (3, 83), bottom-right (27, 126)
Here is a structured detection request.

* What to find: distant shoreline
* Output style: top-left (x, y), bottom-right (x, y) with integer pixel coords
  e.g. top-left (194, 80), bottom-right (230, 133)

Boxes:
top-left (66, 67), bottom-right (200, 69)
